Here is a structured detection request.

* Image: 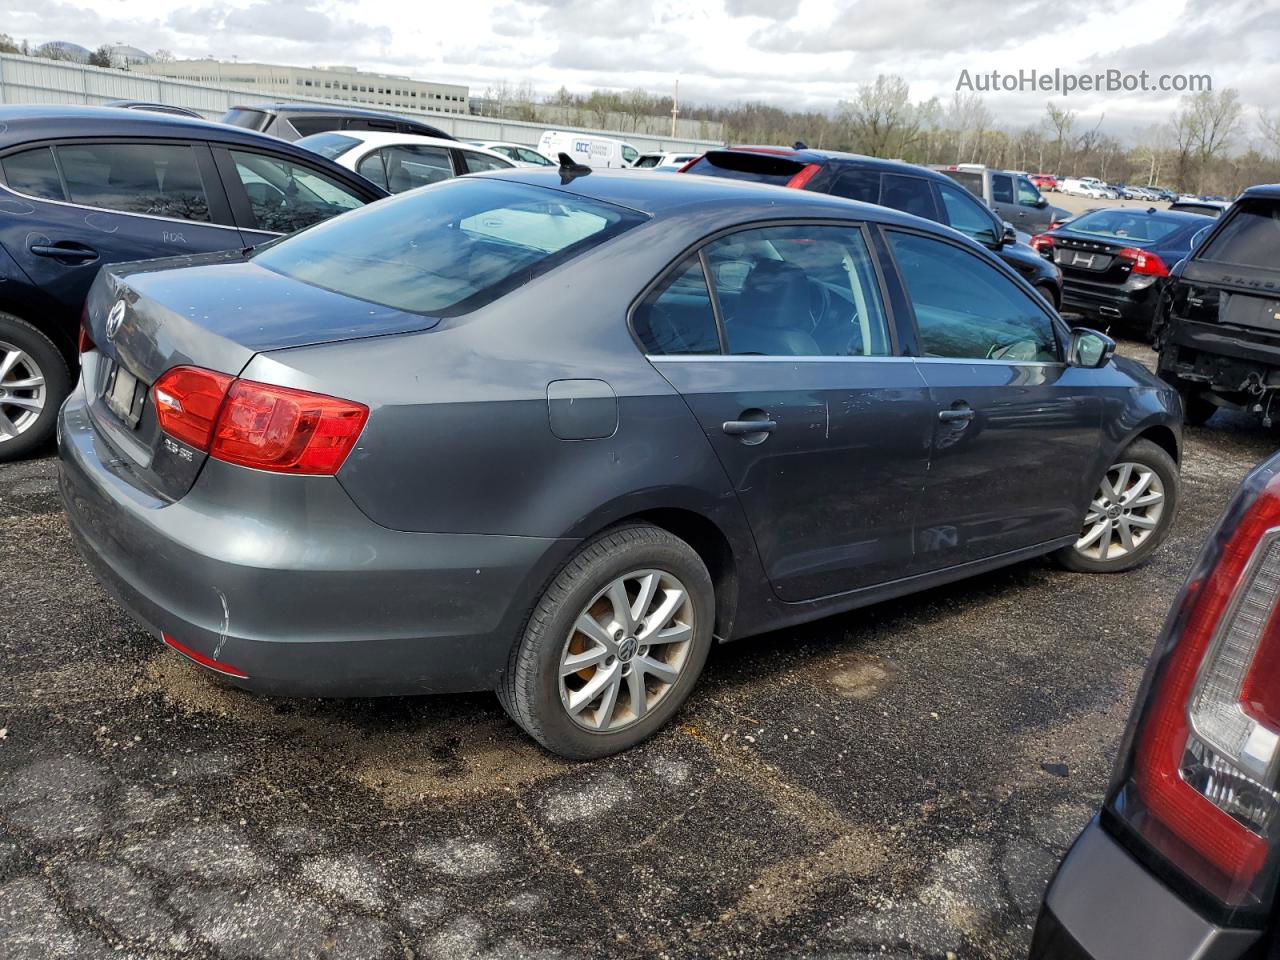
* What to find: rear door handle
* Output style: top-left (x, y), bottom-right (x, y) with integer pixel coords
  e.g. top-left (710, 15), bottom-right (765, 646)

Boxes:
top-left (30, 243), bottom-right (98, 263)
top-left (938, 407), bottom-right (975, 424)
top-left (722, 419), bottom-right (777, 436)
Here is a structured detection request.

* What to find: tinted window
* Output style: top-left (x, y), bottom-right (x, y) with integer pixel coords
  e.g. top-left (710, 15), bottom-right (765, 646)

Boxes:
top-left (230, 150), bottom-right (365, 233)
top-left (941, 170), bottom-right (982, 195)
top-left (252, 178), bottom-right (643, 317)
top-left (344, 118), bottom-right (398, 133)
top-left (1, 146), bottom-right (64, 201)
top-left (461, 151), bottom-right (512, 174)
top-left (634, 155), bottom-right (662, 168)
top-left (1067, 209), bottom-right (1186, 244)
top-left (991, 174), bottom-right (1014, 204)
top-left (289, 116), bottom-right (344, 137)
top-left (517, 148), bottom-right (553, 166)
top-left (937, 182), bottom-right (998, 245)
top-left (56, 143), bottom-right (210, 222)
top-left (889, 231), bottom-right (1057, 362)
top-left (632, 257), bottom-right (721, 355)
top-left (222, 108), bottom-right (270, 130)
top-left (683, 151), bottom-right (806, 186)
top-left (358, 145), bottom-right (454, 193)
top-left (830, 168), bottom-right (880, 204)
top-left (1017, 177), bottom-right (1042, 205)
top-left (880, 174), bottom-right (940, 221)
top-left (295, 133), bottom-right (361, 160)
top-left (1199, 200), bottom-right (1280, 269)
top-left (705, 224), bottom-right (890, 357)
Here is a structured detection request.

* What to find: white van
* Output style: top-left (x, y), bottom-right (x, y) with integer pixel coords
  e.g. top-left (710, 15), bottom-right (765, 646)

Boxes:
top-left (537, 131), bottom-right (640, 169)
top-left (1061, 177), bottom-right (1110, 199)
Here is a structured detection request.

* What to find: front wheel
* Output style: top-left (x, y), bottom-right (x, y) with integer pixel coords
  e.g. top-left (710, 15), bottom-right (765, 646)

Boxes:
top-left (0, 313), bottom-right (72, 463)
top-left (1053, 439), bottom-right (1180, 573)
top-left (498, 524), bottom-right (715, 760)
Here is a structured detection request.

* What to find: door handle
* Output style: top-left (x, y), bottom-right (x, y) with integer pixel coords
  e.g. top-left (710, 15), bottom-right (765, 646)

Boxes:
top-left (723, 419), bottom-right (777, 436)
top-left (938, 407), bottom-right (975, 424)
top-left (30, 243), bottom-right (98, 262)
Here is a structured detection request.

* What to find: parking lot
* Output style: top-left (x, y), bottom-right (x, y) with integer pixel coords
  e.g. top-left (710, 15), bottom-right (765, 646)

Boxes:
top-left (0, 338), bottom-right (1274, 960)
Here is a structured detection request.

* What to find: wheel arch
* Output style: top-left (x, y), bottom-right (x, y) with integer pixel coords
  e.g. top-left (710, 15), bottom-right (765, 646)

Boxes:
top-left (1132, 422), bottom-right (1180, 464)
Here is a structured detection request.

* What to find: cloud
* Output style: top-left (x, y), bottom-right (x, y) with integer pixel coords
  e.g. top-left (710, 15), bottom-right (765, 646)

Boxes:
top-left (167, 0), bottom-right (390, 45)
top-left (724, 0), bottom-right (802, 18)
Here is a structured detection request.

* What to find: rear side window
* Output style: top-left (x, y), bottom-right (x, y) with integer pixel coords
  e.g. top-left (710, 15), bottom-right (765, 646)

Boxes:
top-left (56, 143), bottom-right (211, 222)
top-left (230, 150), bottom-right (365, 233)
top-left (1198, 201), bottom-right (1280, 269)
top-left (517, 148), bottom-right (553, 166)
top-left (879, 174), bottom-right (941, 221)
top-left (634, 155), bottom-right (662, 168)
top-left (358, 145), bottom-right (453, 193)
top-left (829, 168), bottom-right (879, 203)
top-left (461, 151), bottom-right (512, 174)
top-left (289, 116), bottom-right (344, 137)
top-left (251, 178), bottom-right (645, 316)
top-left (683, 151), bottom-right (807, 186)
top-left (991, 175), bottom-right (1014, 203)
top-left (632, 257), bottom-right (721, 355)
top-left (1, 146), bottom-right (64, 201)
top-left (937, 181), bottom-right (998, 245)
top-left (295, 133), bottom-right (360, 160)
top-left (889, 230), bottom-right (1057, 362)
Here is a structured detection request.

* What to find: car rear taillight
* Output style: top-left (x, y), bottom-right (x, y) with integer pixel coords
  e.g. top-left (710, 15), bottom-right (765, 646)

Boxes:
top-left (1117, 247), bottom-right (1170, 276)
top-left (1030, 234), bottom-right (1054, 255)
top-left (152, 366), bottom-right (368, 476)
top-left (1110, 461), bottom-right (1280, 918)
top-left (785, 163), bottom-right (822, 189)
top-left (210, 380), bottom-right (368, 475)
top-left (78, 323), bottom-right (96, 354)
top-left (676, 154), bottom-right (703, 173)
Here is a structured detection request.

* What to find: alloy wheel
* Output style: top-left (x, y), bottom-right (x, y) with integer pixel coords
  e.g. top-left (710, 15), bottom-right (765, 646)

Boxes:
top-left (1075, 461), bottom-right (1166, 562)
top-left (0, 341), bottom-right (46, 444)
top-left (558, 569), bottom-right (695, 732)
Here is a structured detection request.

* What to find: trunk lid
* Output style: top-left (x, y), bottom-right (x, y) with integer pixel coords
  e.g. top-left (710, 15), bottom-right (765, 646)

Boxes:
top-left (82, 251), bottom-right (439, 501)
top-left (1051, 233), bottom-right (1126, 280)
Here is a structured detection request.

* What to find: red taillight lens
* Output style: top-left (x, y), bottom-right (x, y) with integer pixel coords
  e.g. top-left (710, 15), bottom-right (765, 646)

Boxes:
top-left (675, 154), bottom-right (703, 173)
top-left (153, 366), bottom-right (235, 451)
top-left (1119, 467), bottom-right (1280, 910)
top-left (1117, 246), bottom-right (1170, 276)
top-left (78, 323), bottom-right (96, 354)
top-left (785, 163), bottom-right (822, 189)
top-left (210, 380), bottom-right (368, 475)
top-left (1030, 233), bottom-right (1054, 254)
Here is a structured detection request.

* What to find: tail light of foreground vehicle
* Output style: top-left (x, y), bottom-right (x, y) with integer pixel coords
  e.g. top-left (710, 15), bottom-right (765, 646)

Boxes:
top-left (152, 366), bottom-right (369, 476)
top-left (1031, 233), bottom-right (1055, 256)
top-left (1117, 247), bottom-right (1170, 277)
top-left (1107, 461), bottom-right (1280, 924)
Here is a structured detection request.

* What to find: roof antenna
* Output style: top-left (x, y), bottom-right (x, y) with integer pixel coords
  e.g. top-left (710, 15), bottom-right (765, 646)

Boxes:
top-left (557, 152), bottom-right (592, 183)
top-left (793, 141), bottom-right (809, 150)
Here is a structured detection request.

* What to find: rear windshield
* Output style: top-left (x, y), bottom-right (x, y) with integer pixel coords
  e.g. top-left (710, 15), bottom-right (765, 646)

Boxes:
top-left (939, 170), bottom-right (983, 194)
top-left (1199, 200), bottom-right (1280, 270)
top-left (295, 133), bottom-right (361, 160)
top-left (1065, 208), bottom-right (1185, 244)
top-left (222, 108), bottom-right (269, 130)
top-left (1169, 202), bottom-right (1223, 218)
top-left (251, 178), bottom-right (646, 317)
top-left (634, 155), bottom-right (662, 168)
top-left (683, 151), bottom-right (806, 185)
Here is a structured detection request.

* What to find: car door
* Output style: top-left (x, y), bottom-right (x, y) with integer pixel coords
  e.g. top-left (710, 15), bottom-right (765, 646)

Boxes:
top-left (883, 228), bottom-right (1103, 570)
top-left (1014, 175), bottom-right (1052, 231)
top-left (990, 172), bottom-right (1018, 223)
top-left (0, 139), bottom-right (239, 320)
top-left (212, 146), bottom-right (374, 244)
top-left (633, 222), bottom-right (935, 602)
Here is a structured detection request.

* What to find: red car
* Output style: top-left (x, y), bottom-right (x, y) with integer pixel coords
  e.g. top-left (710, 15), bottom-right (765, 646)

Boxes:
top-left (1032, 174), bottom-right (1059, 191)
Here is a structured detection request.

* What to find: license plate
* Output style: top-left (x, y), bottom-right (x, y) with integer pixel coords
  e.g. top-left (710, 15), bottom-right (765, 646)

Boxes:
top-left (106, 364), bottom-right (142, 427)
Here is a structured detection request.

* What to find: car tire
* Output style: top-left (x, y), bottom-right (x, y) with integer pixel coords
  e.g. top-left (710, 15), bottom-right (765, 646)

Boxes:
top-left (0, 313), bottom-right (72, 463)
top-left (498, 523), bottom-right (715, 760)
top-left (1053, 438), bottom-right (1180, 574)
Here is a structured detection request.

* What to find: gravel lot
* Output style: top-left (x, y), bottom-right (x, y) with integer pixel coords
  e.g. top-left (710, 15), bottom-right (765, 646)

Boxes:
top-left (2, 340), bottom-right (1276, 960)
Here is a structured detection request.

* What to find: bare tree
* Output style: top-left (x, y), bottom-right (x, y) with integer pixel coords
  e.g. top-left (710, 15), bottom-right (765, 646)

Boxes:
top-left (1257, 108), bottom-right (1280, 160)
top-left (1173, 88), bottom-right (1244, 191)
top-left (1045, 101), bottom-right (1076, 172)
top-left (838, 74), bottom-right (921, 157)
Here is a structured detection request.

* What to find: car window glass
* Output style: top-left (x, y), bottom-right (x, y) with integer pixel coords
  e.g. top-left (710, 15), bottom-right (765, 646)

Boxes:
top-left (622, 146), bottom-right (639, 165)
top-left (378, 145), bottom-right (453, 192)
top-left (356, 151), bottom-right (389, 190)
top-left (704, 224), bottom-right (891, 357)
top-left (295, 133), bottom-right (361, 161)
top-left (632, 257), bottom-right (721, 355)
top-left (1067, 209), bottom-right (1185, 244)
top-left (889, 231), bottom-right (1057, 362)
top-left (461, 151), bottom-right (511, 174)
top-left (829, 168), bottom-right (880, 204)
top-left (937, 182), bottom-right (998, 245)
top-left (230, 150), bottom-right (365, 233)
top-left (518, 148), bottom-right (553, 166)
top-left (991, 174), bottom-right (1014, 204)
top-left (1, 146), bottom-right (65, 201)
top-left (941, 170), bottom-right (983, 195)
top-left (880, 174), bottom-right (940, 221)
top-left (634, 155), bottom-right (661, 168)
top-left (1017, 177), bottom-right (1041, 205)
top-left (288, 116), bottom-right (342, 137)
top-left (1198, 201), bottom-right (1280, 269)
top-left (55, 143), bottom-right (210, 222)
top-left (345, 118), bottom-right (397, 132)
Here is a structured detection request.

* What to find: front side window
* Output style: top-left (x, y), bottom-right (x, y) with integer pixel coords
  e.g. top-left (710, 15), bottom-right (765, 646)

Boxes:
top-left (991, 174), bottom-right (1014, 204)
top-left (888, 230), bottom-right (1058, 362)
top-left (705, 224), bottom-right (891, 357)
top-left (517, 148), bottom-right (553, 166)
top-left (461, 151), bottom-right (512, 174)
top-left (251, 178), bottom-right (644, 316)
top-left (632, 257), bottom-right (721, 355)
top-left (1017, 176), bottom-right (1042, 206)
top-left (1, 146), bottom-right (64, 201)
top-left (230, 150), bottom-right (365, 233)
top-left (937, 182), bottom-right (999, 246)
top-left (53, 142), bottom-right (210, 222)
top-left (622, 146), bottom-right (639, 165)
top-left (1198, 200), bottom-right (1280, 270)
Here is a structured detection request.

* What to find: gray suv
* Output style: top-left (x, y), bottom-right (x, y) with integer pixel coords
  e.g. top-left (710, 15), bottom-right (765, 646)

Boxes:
top-left (933, 164), bottom-right (1071, 232)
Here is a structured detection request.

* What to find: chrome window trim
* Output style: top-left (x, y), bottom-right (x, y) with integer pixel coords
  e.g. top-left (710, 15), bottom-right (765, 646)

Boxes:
top-left (648, 354), bottom-right (1069, 368)
top-left (0, 182), bottom-right (243, 234)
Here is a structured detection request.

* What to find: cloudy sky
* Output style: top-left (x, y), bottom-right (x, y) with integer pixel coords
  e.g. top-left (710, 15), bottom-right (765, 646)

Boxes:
top-left (7, 0), bottom-right (1278, 137)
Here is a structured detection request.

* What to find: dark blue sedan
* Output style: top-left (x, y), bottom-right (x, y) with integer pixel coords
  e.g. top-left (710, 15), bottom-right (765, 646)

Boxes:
top-left (0, 105), bottom-right (387, 460)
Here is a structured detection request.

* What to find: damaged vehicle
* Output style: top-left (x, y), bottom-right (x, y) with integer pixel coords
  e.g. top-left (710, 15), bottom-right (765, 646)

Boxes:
top-left (1154, 185), bottom-right (1280, 426)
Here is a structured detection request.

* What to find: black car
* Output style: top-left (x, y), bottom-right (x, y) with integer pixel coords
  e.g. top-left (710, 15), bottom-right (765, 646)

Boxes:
top-left (0, 105), bottom-right (388, 461)
top-left (1155, 185), bottom-right (1280, 426)
top-left (679, 147), bottom-right (1065, 309)
top-left (1031, 450), bottom-right (1280, 960)
top-left (1032, 207), bottom-right (1215, 334)
top-left (221, 103), bottom-right (456, 143)
top-left (1169, 199), bottom-right (1230, 218)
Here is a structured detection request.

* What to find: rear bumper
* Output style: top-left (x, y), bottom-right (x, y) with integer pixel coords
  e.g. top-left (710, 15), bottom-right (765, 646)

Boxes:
top-left (1159, 318), bottom-right (1280, 392)
top-left (1061, 278), bottom-right (1159, 329)
top-left (58, 383), bottom-right (575, 697)
top-left (1030, 819), bottom-right (1261, 960)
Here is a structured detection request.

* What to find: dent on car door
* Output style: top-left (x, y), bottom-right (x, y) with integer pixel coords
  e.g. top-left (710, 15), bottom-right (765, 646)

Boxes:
top-left (0, 140), bottom-right (239, 320)
top-left (635, 222), bottom-right (935, 602)
top-left (885, 229), bottom-right (1103, 569)
top-left (214, 147), bottom-right (369, 243)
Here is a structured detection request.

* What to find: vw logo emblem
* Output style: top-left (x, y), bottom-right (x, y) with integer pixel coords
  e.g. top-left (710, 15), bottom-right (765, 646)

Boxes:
top-left (106, 300), bottom-right (127, 340)
top-left (617, 636), bottom-right (638, 662)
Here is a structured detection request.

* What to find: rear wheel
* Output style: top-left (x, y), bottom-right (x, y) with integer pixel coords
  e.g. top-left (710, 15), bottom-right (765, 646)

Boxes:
top-left (0, 313), bottom-right (71, 463)
top-left (1053, 439), bottom-right (1179, 573)
top-left (498, 524), bottom-right (714, 759)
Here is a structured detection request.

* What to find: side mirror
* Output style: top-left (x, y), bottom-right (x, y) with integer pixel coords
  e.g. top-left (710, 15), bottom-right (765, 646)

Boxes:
top-left (1068, 327), bottom-right (1116, 368)
top-left (1035, 196), bottom-right (1049, 209)
top-left (1002, 222), bottom-right (1017, 245)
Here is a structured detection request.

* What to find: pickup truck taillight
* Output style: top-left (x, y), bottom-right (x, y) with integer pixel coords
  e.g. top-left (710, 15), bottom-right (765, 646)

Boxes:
top-left (1108, 460), bottom-right (1280, 923)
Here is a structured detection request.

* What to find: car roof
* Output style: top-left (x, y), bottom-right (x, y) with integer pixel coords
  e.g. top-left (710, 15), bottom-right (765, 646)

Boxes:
top-left (1235, 185), bottom-right (1280, 201)
top-left (233, 102), bottom-right (424, 120)
top-left (708, 145), bottom-right (986, 188)
top-left (320, 130), bottom-right (509, 157)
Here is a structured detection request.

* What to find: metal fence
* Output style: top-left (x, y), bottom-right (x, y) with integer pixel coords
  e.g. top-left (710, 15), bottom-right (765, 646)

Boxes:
top-left (0, 53), bottom-right (722, 154)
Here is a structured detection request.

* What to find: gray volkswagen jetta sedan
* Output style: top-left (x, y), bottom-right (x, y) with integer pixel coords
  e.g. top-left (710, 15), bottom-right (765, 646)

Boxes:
top-left (60, 167), bottom-right (1184, 758)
